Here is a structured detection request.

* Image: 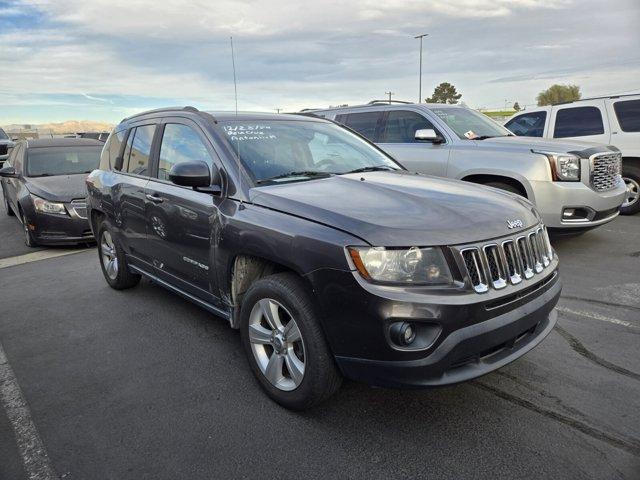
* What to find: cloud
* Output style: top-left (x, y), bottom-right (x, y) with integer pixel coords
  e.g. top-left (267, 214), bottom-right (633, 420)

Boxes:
top-left (1, 0), bottom-right (639, 122)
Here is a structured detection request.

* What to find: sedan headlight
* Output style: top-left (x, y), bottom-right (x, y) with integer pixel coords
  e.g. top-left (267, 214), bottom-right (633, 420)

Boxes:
top-left (347, 246), bottom-right (453, 285)
top-left (32, 195), bottom-right (67, 215)
top-left (534, 151), bottom-right (581, 181)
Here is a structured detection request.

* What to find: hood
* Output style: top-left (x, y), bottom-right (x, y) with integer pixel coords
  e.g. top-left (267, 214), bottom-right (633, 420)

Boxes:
top-left (476, 135), bottom-right (616, 156)
top-left (25, 173), bottom-right (89, 203)
top-left (250, 171), bottom-right (539, 247)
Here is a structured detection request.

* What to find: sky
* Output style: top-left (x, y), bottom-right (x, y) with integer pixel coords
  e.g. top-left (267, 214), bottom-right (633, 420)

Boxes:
top-left (1, 0), bottom-right (639, 125)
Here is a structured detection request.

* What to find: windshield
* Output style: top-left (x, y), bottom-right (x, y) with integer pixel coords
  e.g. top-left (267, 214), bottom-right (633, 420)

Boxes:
top-left (0, 128), bottom-right (8, 140)
top-left (26, 146), bottom-right (102, 177)
top-left (219, 120), bottom-right (400, 184)
top-left (429, 107), bottom-right (513, 140)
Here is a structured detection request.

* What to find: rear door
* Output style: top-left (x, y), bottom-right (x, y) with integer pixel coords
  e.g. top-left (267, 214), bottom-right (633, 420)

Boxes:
top-left (376, 109), bottom-right (450, 176)
top-left (114, 123), bottom-right (157, 263)
top-left (549, 101), bottom-right (611, 144)
top-left (144, 118), bottom-right (224, 304)
top-left (2, 143), bottom-right (22, 211)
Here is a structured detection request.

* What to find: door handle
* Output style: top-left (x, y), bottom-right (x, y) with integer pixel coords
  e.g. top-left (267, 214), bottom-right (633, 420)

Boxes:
top-left (145, 193), bottom-right (164, 203)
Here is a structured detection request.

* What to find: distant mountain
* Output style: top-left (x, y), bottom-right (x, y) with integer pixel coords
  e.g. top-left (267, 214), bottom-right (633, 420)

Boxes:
top-left (3, 120), bottom-right (115, 135)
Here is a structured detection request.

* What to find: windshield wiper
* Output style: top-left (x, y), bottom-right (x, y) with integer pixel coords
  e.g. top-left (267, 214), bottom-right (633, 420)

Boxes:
top-left (472, 134), bottom-right (514, 141)
top-left (343, 165), bottom-right (397, 174)
top-left (256, 171), bottom-right (333, 184)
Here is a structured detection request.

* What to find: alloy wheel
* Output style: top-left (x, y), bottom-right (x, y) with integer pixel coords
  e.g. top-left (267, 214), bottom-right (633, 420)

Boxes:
top-left (100, 230), bottom-right (119, 280)
top-left (248, 298), bottom-right (306, 391)
top-left (622, 176), bottom-right (639, 208)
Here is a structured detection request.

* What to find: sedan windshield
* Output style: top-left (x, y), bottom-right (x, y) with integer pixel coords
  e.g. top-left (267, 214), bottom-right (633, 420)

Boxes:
top-left (219, 120), bottom-right (400, 184)
top-left (26, 146), bottom-right (102, 177)
top-left (429, 107), bottom-right (513, 140)
top-left (0, 128), bottom-right (8, 140)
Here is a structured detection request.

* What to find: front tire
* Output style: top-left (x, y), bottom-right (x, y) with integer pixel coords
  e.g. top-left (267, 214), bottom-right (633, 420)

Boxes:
top-left (97, 220), bottom-right (141, 290)
top-left (620, 165), bottom-right (640, 215)
top-left (20, 211), bottom-right (38, 247)
top-left (240, 273), bottom-right (342, 410)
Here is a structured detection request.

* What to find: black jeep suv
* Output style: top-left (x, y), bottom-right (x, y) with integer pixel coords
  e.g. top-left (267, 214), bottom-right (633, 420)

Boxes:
top-left (87, 106), bottom-right (561, 410)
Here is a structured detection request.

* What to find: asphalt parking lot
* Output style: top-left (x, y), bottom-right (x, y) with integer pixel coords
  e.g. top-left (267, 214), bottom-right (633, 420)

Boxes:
top-left (0, 209), bottom-right (639, 480)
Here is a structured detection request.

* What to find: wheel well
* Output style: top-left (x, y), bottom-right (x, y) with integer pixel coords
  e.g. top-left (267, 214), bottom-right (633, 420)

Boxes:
top-left (229, 255), bottom-right (301, 329)
top-left (462, 174), bottom-right (528, 198)
top-left (90, 209), bottom-right (105, 234)
top-left (622, 157), bottom-right (640, 172)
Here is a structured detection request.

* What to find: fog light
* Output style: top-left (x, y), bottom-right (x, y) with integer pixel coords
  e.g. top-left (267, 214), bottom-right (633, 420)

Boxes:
top-left (390, 322), bottom-right (416, 346)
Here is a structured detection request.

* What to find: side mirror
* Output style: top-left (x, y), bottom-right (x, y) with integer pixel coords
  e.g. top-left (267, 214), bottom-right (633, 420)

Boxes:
top-left (0, 166), bottom-right (17, 178)
top-left (415, 129), bottom-right (444, 144)
top-left (169, 161), bottom-right (215, 189)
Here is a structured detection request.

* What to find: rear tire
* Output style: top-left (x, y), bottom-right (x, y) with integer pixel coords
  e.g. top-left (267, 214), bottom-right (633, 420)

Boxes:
top-left (240, 273), bottom-right (342, 410)
top-left (97, 219), bottom-right (141, 290)
top-left (620, 165), bottom-right (640, 215)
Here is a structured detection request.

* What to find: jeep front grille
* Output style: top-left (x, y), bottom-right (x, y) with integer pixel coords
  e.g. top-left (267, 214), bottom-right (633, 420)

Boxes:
top-left (590, 152), bottom-right (622, 192)
top-left (0, 145), bottom-right (7, 156)
top-left (459, 226), bottom-right (553, 293)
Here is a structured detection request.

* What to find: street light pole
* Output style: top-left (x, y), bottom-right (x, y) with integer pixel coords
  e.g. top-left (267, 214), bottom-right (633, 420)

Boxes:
top-left (414, 33), bottom-right (428, 103)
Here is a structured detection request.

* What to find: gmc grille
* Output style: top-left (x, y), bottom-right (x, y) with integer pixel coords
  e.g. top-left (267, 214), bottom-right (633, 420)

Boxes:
top-left (459, 226), bottom-right (554, 293)
top-left (590, 152), bottom-right (622, 192)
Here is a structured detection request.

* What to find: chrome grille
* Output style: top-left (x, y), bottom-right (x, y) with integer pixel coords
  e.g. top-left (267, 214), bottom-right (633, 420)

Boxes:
top-left (590, 153), bottom-right (622, 192)
top-left (459, 226), bottom-right (554, 293)
top-left (70, 200), bottom-right (88, 219)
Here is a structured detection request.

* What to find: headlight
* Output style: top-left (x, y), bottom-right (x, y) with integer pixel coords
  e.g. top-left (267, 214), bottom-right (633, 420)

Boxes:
top-left (32, 196), bottom-right (67, 215)
top-left (347, 246), bottom-right (453, 285)
top-left (534, 151), bottom-right (581, 181)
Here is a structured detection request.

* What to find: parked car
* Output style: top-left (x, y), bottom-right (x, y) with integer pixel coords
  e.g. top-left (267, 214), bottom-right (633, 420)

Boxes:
top-left (310, 101), bottom-right (626, 233)
top-left (0, 138), bottom-right (102, 246)
top-left (505, 94), bottom-right (640, 214)
top-left (0, 127), bottom-right (15, 167)
top-left (86, 106), bottom-right (561, 410)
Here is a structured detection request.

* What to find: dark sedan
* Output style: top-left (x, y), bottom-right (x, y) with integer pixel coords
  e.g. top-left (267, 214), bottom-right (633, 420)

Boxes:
top-left (0, 138), bottom-right (103, 246)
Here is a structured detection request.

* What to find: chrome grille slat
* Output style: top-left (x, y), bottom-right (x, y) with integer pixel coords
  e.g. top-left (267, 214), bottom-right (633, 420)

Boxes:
top-left (590, 152), bottom-right (622, 192)
top-left (458, 225), bottom-right (554, 293)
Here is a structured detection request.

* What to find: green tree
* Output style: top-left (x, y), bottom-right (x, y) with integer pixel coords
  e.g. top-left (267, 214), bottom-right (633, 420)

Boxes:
top-left (536, 84), bottom-right (581, 106)
top-left (513, 102), bottom-right (521, 111)
top-left (426, 82), bottom-right (462, 104)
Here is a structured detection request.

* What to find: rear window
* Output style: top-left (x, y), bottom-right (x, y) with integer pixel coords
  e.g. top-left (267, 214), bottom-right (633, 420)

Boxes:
top-left (613, 100), bottom-right (640, 132)
top-left (26, 146), bottom-right (102, 177)
top-left (553, 106), bottom-right (604, 138)
top-left (505, 111), bottom-right (547, 137)
top-left (100, 130), bottom-right (126, 170)
top-left (336, 111), bottom-right (383, 141)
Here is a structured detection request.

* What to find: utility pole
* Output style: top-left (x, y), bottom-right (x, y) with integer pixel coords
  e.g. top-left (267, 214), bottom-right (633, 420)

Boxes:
top-left (385, 91), bottom-right (394, 104)
top-left (414, 33), bottom-right (428, 103)
top-left (275, 108), bottom-right (281, 114)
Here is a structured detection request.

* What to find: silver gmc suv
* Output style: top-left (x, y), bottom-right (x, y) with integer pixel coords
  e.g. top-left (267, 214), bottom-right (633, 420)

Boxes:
top-left (311, 102), bottom-right (626, 232)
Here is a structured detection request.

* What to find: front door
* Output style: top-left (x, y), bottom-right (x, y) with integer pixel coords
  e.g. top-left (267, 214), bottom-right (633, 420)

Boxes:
top-left (144, 120), bottom-right (222, 304)
top-left (376, 109), bottom-right (451, 177)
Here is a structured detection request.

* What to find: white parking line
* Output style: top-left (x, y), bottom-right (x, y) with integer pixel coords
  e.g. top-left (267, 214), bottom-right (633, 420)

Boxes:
top-left (0, 248), bottom-right (93, 270)
top-left (556, 306), bottom-right (638, 329)
top-left (0, 343), bottom-right (56, 479)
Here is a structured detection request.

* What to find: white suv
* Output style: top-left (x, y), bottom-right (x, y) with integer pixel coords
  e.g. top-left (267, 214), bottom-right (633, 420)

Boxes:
top-left (505, 95), bottom-right (640, 215)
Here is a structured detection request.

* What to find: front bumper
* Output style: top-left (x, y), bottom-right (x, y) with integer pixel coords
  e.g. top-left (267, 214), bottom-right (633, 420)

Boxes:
top-left (24, 211), bottom-right (94, 245)
top-left (530, 179), bottom-right (626, 229)
top-left (308, 262), bottom-right (561, 389)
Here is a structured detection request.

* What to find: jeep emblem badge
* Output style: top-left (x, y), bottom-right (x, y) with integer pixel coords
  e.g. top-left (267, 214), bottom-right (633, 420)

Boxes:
top-left (507, 219), bottom-right (523, 229)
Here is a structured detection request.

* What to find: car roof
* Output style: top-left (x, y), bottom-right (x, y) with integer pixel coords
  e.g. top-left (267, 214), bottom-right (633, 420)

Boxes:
top-left (205, 111), bottom-right (326, 122)
top-left (311, 102), bottom-right (463, 113)
top-left (25, 138), bottom-right (104, 149)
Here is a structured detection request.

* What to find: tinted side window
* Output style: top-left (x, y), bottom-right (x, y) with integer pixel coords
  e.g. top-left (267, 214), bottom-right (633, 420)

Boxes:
top-left (125, 125), bottom-right (155, 175)
top-left (340, 111), bottom-right (382, 141)
top-left (158, 124), bottom-right (213, 181)
top-left (381, 110), bottom-right (438, 143)
top-left (505, 111), bottom-right (547, 137)
top-left (613, 100), bottom-right (640, 132)
top-left (554, 107), bottom-right (604, 138)
top-left (100, 129), bottom-right (126, 170)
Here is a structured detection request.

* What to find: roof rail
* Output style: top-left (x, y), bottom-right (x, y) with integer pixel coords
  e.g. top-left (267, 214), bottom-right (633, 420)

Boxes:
top-left (367, 99), bottom-right (413, 105)
top-left (121, 105), bottom-right (200, 123)
top-left (553, 93), bottom-right (639, 106)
